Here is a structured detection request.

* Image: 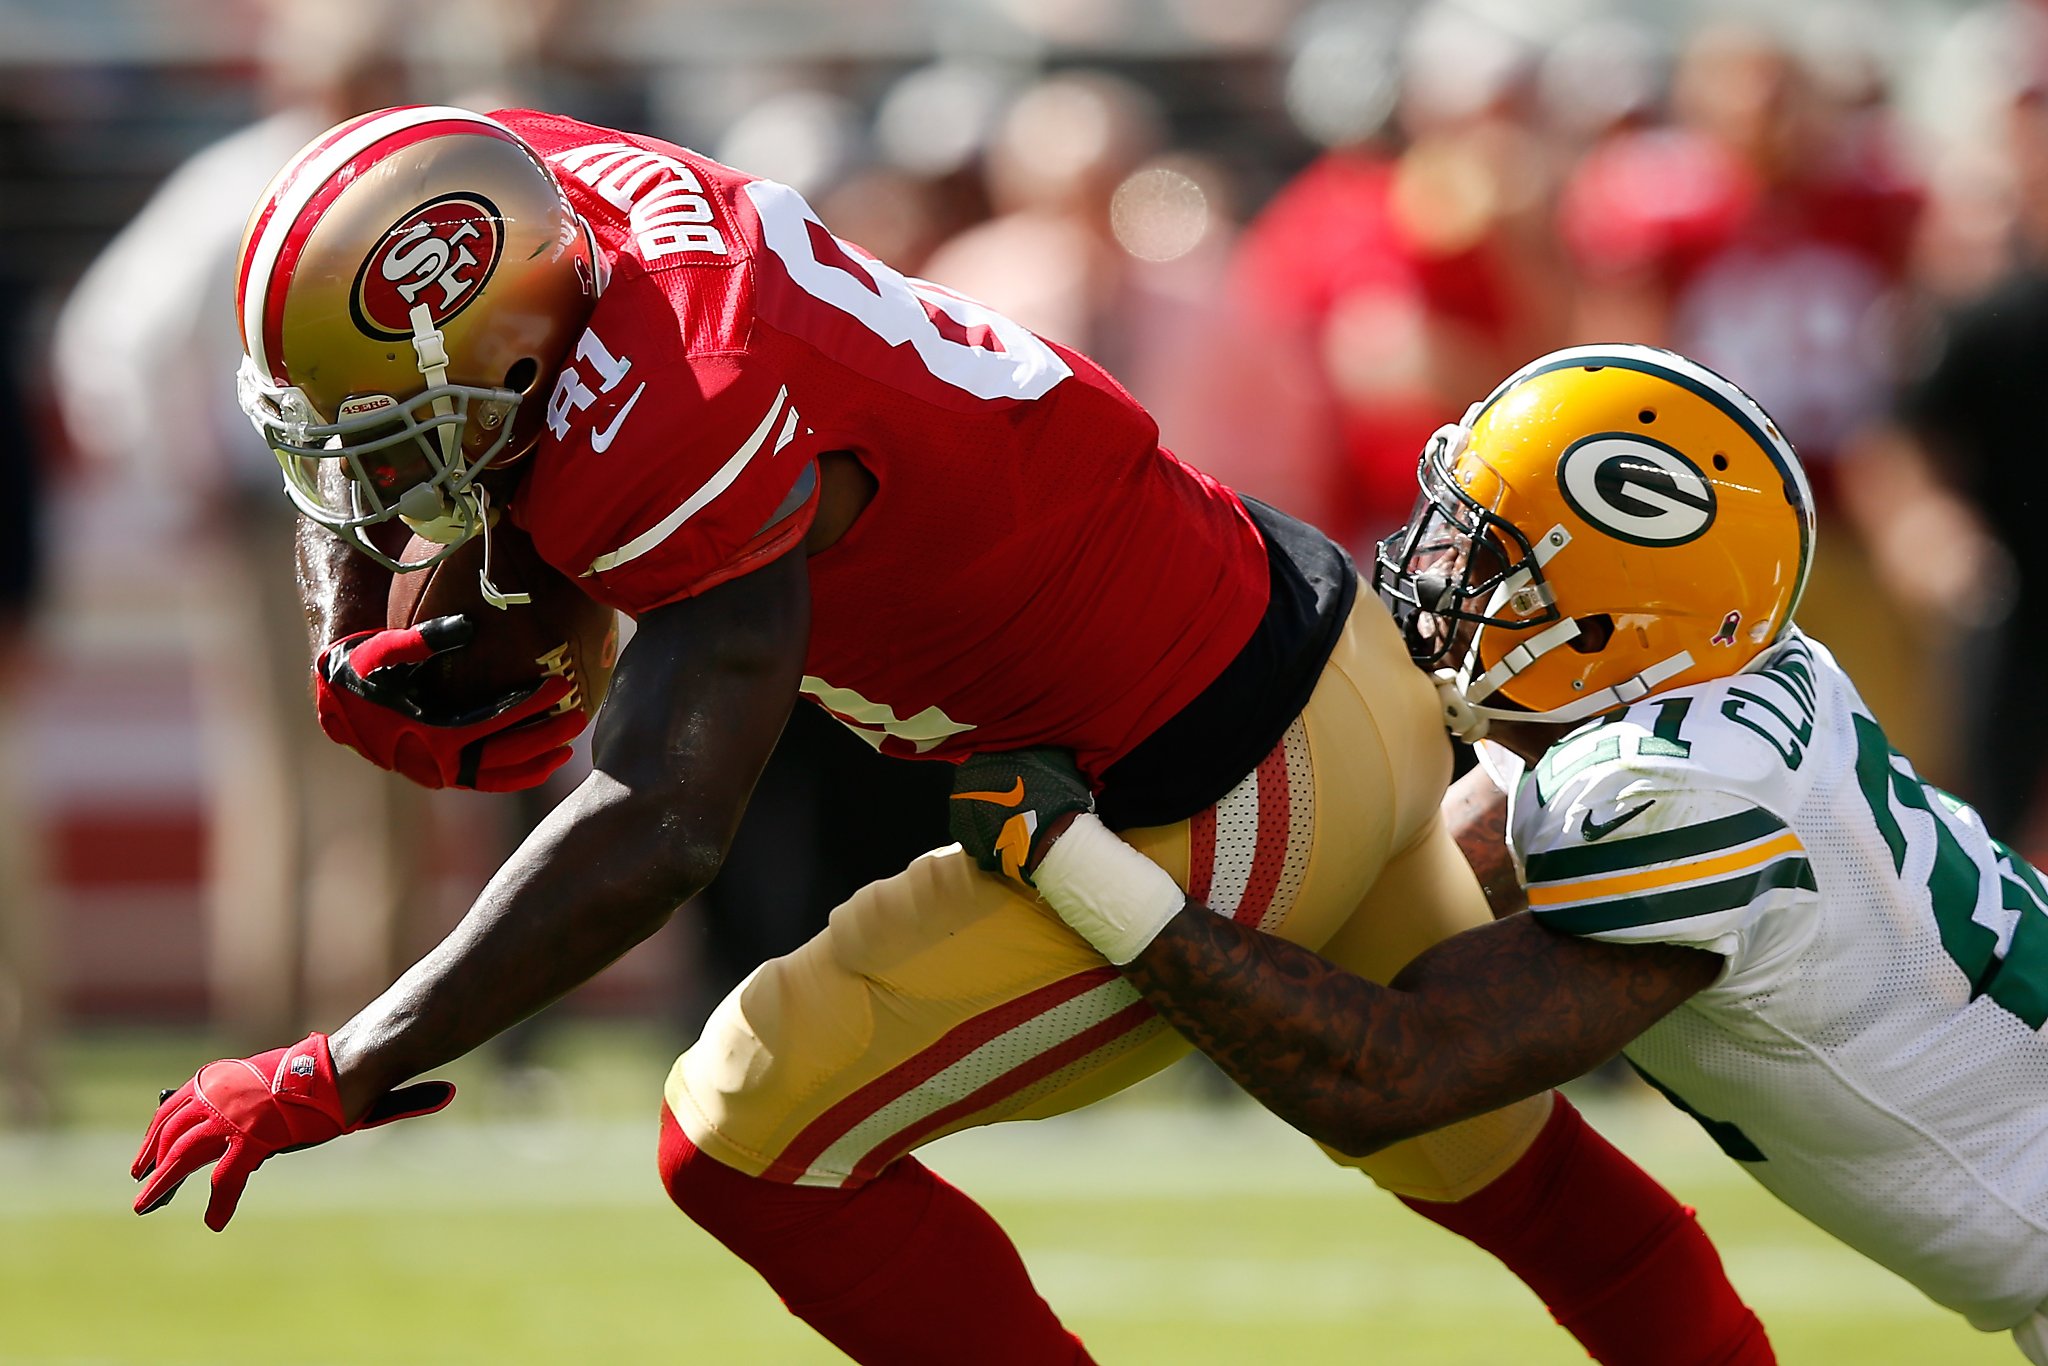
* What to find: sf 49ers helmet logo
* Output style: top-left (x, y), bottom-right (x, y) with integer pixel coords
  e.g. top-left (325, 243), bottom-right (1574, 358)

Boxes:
top-left (350, 193), bottom-right (504, 340)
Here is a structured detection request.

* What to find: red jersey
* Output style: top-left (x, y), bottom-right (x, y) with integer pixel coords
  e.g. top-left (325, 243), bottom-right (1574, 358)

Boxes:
top-left (1228, 151), bottom-right (1522, 547)
top-left (500, 112), bottom-right (1270, 778)
top-left (1559, 120), bottom-right (1923, 486)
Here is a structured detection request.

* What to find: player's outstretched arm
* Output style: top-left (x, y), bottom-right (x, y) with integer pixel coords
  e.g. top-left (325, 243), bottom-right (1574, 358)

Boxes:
top-left (1122, 906), bottom-right (1716, 1157)
top-left (949, 747), bottom-right (1718, 1158)
top-left (135, 547), bottom-right (809, 1228)
top-left (326, 545), bottom-right (809, 1119)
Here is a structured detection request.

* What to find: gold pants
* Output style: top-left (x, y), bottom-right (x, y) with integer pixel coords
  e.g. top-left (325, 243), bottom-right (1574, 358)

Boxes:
top-left (669, 597), bottom-right (1549, 1201)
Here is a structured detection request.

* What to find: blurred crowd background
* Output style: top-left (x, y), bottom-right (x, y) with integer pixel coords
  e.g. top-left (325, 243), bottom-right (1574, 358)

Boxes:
top-left (2, 0), bottom-right (2046, 1129)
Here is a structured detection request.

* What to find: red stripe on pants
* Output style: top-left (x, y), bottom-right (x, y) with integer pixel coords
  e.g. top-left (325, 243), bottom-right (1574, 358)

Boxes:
top-left (849, 998), bottom-right (1158, 1181)
top-left (1234, 745), bottom-right (1292, 926)
top-left (767, 966), bottom-right (1120, 1183)
top-left (1187, 806), bottom-right (1216, 903)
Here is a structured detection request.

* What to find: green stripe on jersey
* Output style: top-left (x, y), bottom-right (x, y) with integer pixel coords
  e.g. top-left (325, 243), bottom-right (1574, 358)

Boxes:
top-left (1525, 806), bottom-right (1787, 884)
top-left (1535, 856), bottom-right (1816, 936)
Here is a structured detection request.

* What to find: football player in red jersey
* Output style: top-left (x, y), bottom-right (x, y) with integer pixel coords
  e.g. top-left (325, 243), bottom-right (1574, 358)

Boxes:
top-left (131, 107), bottom-right (1770, 1365)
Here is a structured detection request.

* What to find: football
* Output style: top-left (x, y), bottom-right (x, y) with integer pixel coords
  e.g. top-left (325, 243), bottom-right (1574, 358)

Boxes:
top-left (386, 523), bottom-right (619, 724)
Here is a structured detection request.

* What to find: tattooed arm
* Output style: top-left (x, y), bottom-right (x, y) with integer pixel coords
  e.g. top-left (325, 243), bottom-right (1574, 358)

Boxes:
top-left (1442, 762), bottom-right (1525, 920)
top-left (954, 746), bottom-right (1714, 1158)
top-left (1121, 906), bottom-right (1718, 1157)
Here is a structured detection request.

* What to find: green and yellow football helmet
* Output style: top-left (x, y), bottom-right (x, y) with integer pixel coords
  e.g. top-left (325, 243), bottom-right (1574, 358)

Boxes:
top-left (1373, 344), bottom-right (1815, 739)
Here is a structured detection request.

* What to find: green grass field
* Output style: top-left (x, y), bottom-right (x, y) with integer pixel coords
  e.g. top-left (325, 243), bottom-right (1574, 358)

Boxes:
top-left (0, 1027), bottom-right (2016, 1365)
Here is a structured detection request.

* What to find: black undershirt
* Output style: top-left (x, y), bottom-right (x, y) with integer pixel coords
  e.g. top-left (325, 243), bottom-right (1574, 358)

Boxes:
top-left (1094, 497), bottom-right (1357, 832)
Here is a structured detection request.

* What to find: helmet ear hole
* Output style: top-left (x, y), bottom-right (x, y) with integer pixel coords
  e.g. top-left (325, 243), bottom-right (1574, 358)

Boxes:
top-left (1568, 614), bottom-right (1614, 654)
top-left (503, 358), bottom-right (541, 394)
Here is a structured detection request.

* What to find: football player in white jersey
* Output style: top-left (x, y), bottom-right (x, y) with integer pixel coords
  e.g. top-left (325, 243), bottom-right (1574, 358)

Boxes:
top-left (947, 344), bottom-right (2048, 1362)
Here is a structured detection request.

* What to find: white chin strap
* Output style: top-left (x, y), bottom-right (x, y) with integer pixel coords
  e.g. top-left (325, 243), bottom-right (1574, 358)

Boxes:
top-left (409, 302), bottom-right (459, 472)
top-left (1435, 632), bottom-right (1696, 743)
top-left (390, 301), bottom-right (529, 607)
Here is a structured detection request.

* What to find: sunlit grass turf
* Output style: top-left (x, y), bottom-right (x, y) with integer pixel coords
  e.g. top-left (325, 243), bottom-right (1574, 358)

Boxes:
top-left (1, 1026), bottom-right (2013, 1365)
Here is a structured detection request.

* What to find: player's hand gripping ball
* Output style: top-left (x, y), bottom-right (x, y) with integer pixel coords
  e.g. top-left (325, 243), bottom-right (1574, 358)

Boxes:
top-left (384, 524), bottom-right (618, 723)
top-left (949, 747), bottom-right (1097, 885)
top-left (314, 523), bottom-right (618, 791)
top-left (131, 1032), bottom-right (453, 1231)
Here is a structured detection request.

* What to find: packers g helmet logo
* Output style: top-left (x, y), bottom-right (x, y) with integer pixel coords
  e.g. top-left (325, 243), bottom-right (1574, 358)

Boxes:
top-left (351, 193), bottom-right (504, 341)
top-left (1555, 433), bottom-right (1717, 547)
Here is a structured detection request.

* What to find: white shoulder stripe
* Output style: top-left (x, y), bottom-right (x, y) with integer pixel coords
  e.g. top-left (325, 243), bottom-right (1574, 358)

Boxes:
top-left (586, 385), bottom-right (789, 576)
top-left (242, 106), bottom-right (511, 379)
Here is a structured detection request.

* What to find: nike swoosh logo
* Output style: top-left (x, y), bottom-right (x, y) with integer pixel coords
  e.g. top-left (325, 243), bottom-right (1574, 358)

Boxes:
top-left (1581, 800), bottom-right (1655, 842)
top-left (590, 382), bottom-right (647, 453)
top-left (997, 812), bottom-right (1036, 882)
top-left (952, 778), bottom-right (1026, 808)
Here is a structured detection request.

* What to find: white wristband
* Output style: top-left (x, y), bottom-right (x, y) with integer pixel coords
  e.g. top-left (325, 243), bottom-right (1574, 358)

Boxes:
top-left (1030, 813), bottom-right (1188, 965)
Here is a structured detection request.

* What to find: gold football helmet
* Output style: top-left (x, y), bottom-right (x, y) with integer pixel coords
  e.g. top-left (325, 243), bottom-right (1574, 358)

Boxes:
top-left (1373, 344), bottom-right (1815, 739)
top-left (234, 106), bottom-right (601, 569)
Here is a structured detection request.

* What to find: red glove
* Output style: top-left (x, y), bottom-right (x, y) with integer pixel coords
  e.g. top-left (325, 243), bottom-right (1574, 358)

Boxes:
top-left (315, 615), bottom-right (587, 791)
top-left (131, 1031), bottom-right (454, 1231)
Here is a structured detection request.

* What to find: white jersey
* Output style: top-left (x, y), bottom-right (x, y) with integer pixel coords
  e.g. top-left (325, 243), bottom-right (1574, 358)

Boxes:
top-left (1501, 631), bottom-right (2048, 1332)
